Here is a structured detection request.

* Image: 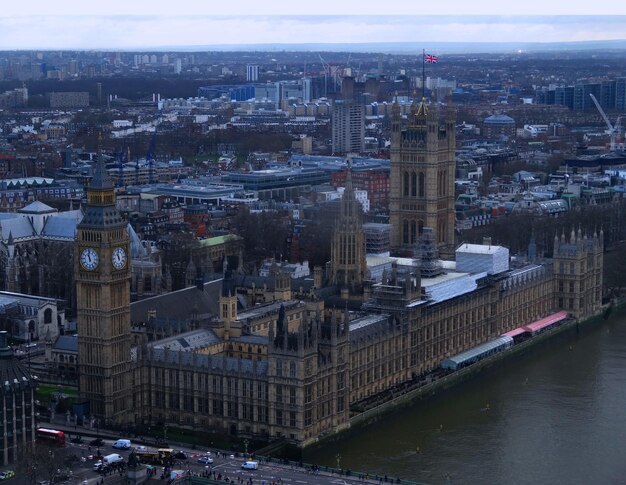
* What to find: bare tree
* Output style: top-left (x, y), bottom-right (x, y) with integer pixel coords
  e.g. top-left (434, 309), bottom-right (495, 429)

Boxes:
top-left (16, 443), bottom-right (66, 485)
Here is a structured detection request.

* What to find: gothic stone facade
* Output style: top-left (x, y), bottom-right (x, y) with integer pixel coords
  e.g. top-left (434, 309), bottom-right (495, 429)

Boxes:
top-left (123, 233), bottom-right (601, 447)
top-left (389, 102), bottom-right (456, 257)
top-left (132, 303), bottom-right (349, 446)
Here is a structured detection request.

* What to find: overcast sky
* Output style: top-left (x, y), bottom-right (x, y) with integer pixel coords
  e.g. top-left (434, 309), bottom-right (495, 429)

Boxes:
top-left (1, 1), bottom-right (625, 50)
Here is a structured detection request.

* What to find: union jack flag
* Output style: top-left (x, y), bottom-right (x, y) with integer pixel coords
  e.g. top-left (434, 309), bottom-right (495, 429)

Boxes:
top-left (424, 53), bottom-right (438, 63)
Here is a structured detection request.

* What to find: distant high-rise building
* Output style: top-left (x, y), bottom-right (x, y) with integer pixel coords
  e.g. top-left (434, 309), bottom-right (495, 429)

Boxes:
top-left (174, 59), bottom-right (182, 74)
top-left (331, 100), bottom-right (364, 155)
top-left (246, 64), bottom-right (259, 82)
top-left (616, 78), bottom-right (626, 111)
top-left (68, 59), bottom-right (78, 76)
top-left (302, 78), bottom-right (311, 103)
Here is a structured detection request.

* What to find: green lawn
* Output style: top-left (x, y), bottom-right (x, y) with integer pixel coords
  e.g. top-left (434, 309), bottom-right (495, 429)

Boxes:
top-left (36, 385), bottom-right (79, 398)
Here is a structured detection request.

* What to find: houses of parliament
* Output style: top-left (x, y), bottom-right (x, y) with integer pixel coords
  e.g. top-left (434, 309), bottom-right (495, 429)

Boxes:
top-left (76, 99), bottom-right (603, 447)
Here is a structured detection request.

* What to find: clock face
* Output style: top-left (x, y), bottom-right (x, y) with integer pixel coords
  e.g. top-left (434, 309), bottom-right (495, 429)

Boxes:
top-left (80, 248), bottom-right (99, 271)
top-left (112, 247), bottom-right (127, 270)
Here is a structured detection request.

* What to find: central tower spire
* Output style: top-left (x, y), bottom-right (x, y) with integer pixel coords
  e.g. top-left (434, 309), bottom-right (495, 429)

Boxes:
top-left (330, 159), bottom-right (366, 291)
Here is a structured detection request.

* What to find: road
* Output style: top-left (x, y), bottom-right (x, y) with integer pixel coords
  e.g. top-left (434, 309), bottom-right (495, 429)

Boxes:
top-left (2, 435), bottom-right (391, 485)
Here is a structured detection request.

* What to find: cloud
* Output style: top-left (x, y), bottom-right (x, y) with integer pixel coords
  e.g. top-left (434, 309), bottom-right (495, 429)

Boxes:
top-left (2, 1), bottom-right (625, 16)
top-left (0, 16), bottom-right (625, 49)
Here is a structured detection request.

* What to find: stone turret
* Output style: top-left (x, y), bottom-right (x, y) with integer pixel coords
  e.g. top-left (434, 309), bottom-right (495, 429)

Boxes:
top-left (185, 255), bottom-right (196, 288)
top-left (553, 227), bottom-right (603, 318)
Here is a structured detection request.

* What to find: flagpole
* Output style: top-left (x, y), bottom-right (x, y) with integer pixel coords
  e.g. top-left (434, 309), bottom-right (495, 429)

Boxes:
top-left (422, 48), bottom-right (425, 100)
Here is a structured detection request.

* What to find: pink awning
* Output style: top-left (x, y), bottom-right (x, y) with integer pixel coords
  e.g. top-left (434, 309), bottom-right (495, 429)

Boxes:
top-left (501, 327), bottom-right (527, 338)
top-left (523, 311), bottom-right (569, 333)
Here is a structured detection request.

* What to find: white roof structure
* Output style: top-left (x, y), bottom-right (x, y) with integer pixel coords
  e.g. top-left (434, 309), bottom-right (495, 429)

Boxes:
top-left (150, 329), bottom-right (221, 352)
top-left (421, 271), bottom-right (487, 303)
top-left (455, 243), bottom-right (509, 275)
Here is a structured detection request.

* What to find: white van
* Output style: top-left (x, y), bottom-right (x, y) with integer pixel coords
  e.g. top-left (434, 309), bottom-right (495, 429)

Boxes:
top-left (113, 439), bottom-right (131, 449)
top-left (103, 453), bottom-right (124, 465)
top-left (241, 461), bottom-right (258, 470)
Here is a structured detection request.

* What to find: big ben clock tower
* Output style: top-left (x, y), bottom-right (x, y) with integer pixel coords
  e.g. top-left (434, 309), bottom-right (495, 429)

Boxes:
top-left (76, 149), bottom-right (132, 425)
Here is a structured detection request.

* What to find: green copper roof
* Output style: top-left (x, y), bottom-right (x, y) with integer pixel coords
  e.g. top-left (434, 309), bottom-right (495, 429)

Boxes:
top-left (198, 234), bottom-right (242, 247)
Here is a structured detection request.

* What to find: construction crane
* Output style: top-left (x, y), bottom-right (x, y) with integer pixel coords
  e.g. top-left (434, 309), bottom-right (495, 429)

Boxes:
top-left (589, 93), bottom-right (618, 151)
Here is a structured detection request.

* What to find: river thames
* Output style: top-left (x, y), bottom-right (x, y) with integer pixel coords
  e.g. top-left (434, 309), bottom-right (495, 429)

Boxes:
top-left (304, 312), bottom-right (626, 485)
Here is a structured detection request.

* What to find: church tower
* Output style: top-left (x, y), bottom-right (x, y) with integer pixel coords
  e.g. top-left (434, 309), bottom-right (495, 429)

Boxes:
top-left (76, 148), bottom-right (132, 425)
top-left (330, 163), bottom-right (366, 292)
top-left (389, 98), bottom-right (456, 257)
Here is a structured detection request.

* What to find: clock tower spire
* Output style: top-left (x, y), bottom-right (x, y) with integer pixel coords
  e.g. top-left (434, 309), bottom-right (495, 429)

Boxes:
top-left (76, 140), bottom-right (132, 425)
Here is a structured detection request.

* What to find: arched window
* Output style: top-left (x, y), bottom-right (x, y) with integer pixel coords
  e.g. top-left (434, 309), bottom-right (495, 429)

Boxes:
top-left (290, 361), bottom-right (297, 378)
top-left (403, 220), bottom-right (409, 244)
top-left (410, 221), bottom-right (417, 244)
top-left (418, 172), bottom-right (425, 197)
top-left (441, 170), bottom-right (447, 196)
top-left (411, 172), bottom-right (417, 197)
top-left (403, 172), bottom-right (409, 196)
top-left (44, 308), bottom-right (52, 324)
top-left (418, 220), bottom-right (424, 235)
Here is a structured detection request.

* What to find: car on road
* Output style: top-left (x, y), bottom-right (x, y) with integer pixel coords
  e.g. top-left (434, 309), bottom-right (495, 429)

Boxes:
top-left (89, 438), bottom-right (104, 447)
top-left (197, 456), bottom-right (213, 464)
top-left (173, 451), bottom-right (187, 460)
top-left (0, 470), bottom-right (15, 480)
top-left (93, 463), bottom-right (110, 474)
top-left (241, 461), bottom-right (258, 470)
top-left (112, 439), bottom-right (131, 449)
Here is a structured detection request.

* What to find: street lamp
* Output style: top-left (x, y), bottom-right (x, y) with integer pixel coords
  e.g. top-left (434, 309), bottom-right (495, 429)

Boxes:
top-left (243, 439), bottom-right (249, 456)
top-left (336, 453), bottom-right (341, 471)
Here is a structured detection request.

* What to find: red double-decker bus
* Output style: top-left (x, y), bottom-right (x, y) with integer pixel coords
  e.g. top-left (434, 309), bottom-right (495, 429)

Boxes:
top-left (36, 428), bottom-right (66, 446)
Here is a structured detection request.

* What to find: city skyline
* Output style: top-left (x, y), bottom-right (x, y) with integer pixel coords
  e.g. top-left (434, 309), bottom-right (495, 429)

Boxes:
top-left (2, 0), bottom-right (626, 50)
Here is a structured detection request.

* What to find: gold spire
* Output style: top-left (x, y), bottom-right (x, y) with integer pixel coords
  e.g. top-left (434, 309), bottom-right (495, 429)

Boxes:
top-left (416, 97), bottom-right (428, 117)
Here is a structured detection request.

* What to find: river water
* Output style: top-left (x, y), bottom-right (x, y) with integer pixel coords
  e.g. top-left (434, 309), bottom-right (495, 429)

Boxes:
top-left (304, 313), bottom-right (626, 485)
